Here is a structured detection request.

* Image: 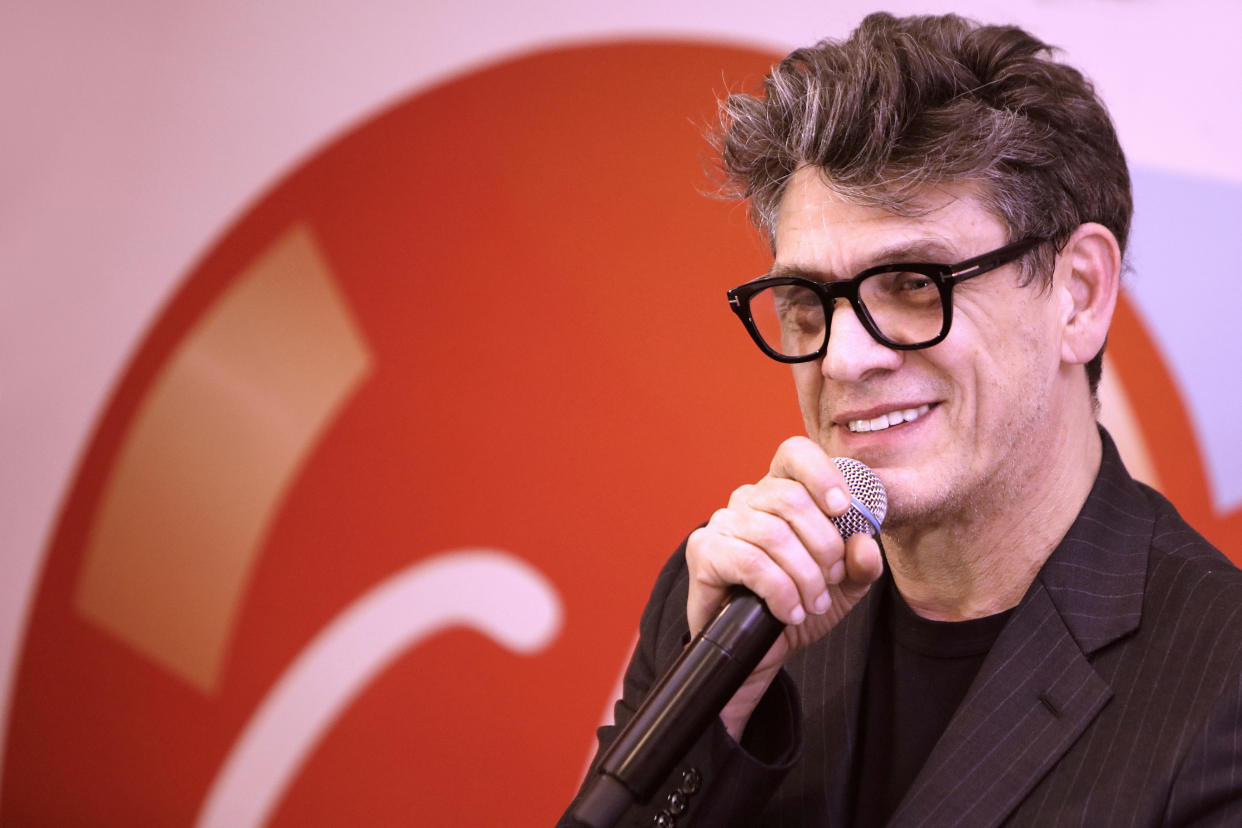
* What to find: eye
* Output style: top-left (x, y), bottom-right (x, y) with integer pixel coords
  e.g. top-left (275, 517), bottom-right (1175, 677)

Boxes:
top-left (861, 270), bottom-right (941, 312)
top-left (770, 285), bottom-right (824, 331)
top-left (893, 273), bottom-right (935, 293)
top-left (772, 284), bottom-right (820, 310)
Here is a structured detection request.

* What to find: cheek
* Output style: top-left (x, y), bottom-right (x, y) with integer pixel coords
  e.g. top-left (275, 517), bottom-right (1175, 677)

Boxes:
top-left (960, 294), bottom-right (1059, 375)
top-left (791, 364), bottom-right (825, 431)
top-left (970, 314), bottom-right (1060, 428)
top-left (1005, 301), bottom-right (1064, 382)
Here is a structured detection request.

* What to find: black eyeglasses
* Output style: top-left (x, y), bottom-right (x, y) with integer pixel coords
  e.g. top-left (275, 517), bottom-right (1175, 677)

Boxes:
top-left (726, 238), bottom-right (1044, 363)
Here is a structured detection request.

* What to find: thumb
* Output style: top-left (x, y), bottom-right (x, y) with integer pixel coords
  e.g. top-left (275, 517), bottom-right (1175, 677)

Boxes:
top-left (842, 533), bottom-right (885, 598)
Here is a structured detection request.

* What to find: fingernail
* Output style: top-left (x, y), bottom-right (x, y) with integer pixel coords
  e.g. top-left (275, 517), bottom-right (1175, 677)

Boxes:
top-left (813, 591), bottom-right (831, 614)
top-left (790, 605), bottom-right (806, 625)
top-left (827, 488), bottom-right (849, 513)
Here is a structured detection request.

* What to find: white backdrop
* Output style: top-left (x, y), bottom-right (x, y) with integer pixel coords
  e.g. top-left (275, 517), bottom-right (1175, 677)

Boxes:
top-left (4, 0), bottom-right (1241, 804)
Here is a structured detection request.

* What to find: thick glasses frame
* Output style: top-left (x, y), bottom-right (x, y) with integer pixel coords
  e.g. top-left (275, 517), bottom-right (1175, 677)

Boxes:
top-left (726, 238), bottom-right (1044, 363)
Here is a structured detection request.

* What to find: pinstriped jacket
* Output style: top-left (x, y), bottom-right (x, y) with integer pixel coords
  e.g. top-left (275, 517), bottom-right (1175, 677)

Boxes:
top-left (568, 431), bottom-right (1242, 826)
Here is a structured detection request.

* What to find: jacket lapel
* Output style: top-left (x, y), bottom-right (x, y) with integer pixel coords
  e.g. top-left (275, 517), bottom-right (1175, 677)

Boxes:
top-left (887, 582), bottom-right (1112, 827)
top-left (788, 581), bottom-right (884, 825)
top-left (888, 432), bottom-right (1152, 828)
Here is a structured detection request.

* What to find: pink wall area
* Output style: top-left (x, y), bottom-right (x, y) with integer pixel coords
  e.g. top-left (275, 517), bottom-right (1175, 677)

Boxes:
top-left (4, 2), bottom-right (1241, 824)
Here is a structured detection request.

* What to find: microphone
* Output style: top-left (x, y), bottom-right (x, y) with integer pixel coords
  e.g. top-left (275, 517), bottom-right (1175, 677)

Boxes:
top-left (572, 458), bottom-right (887, 828)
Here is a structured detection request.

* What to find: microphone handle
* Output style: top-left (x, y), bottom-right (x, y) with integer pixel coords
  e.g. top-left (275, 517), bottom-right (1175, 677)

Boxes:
top-left (572, 586), bottom-right (784, 828)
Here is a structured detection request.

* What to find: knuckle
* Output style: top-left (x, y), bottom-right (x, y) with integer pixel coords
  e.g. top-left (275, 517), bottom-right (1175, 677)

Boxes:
top-left (685, 527), bottom-right (716, 571)
top-left (732, 545), bottom-right (766, 579)
top-left (687, 521), bottom-right (726, 556)
top-left (770, 480), bottom-right (810, 513)
top-left (748, 515), bottom-right (789, 550)
top-left (727, 484), bottom-right (755, 508)
top-left (791, 554), bottom-right (823, 586)
top-left (778, 435), bottom-right (812, 454)
top-left (734, 548), bottom-right (784, 596)
top-left (771, 441), bottom-right (796, 473)
top-left (686, 525), bottom-right (709, 551)
top-left (771, 435), bottom-right (830, 485)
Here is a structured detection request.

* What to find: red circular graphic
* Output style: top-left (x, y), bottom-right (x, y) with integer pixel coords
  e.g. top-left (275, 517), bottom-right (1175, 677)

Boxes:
top-left (7, 39), bottom-right (1238, 827)
top-left (6, 41), bottom-right (793, 825)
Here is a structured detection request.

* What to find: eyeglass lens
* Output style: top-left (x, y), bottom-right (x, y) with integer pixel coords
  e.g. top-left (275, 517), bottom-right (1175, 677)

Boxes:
top-left (749, 270), bottom-right (945, 357)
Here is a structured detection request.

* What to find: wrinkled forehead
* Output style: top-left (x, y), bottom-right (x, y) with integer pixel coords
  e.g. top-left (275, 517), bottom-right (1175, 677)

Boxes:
top-left (772, 168), bottom-right (1008, 276)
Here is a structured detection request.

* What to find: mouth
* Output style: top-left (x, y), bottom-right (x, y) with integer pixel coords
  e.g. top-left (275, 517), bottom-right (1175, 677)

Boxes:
top-left (846, 403), bottom-right (932, 434)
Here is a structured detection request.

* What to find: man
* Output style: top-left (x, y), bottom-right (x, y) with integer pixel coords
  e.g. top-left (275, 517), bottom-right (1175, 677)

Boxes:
top-left (562, 13), bottom-right (1242, 826)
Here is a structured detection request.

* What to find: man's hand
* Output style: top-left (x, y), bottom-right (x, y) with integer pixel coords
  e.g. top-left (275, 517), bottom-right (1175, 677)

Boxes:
top-left (684, 436), bottom-right (884, 741)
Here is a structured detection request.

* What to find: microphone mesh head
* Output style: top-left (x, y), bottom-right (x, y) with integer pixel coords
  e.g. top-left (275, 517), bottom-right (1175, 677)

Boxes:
top-left (831, 457), bottom-right (888, 537)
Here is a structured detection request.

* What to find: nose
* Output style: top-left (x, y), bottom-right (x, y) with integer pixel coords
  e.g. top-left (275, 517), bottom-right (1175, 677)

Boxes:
top-left (822, 301), bottom-right (903, 382)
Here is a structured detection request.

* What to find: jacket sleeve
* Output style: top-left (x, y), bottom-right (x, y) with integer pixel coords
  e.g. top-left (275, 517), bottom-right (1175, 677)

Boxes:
top-left (557, 539), bottom-right (802, 827)
top-left (1163, 671), bottom-right (1242, 826)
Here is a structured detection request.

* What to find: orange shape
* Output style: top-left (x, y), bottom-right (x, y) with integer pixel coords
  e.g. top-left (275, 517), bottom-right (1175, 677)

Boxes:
top-left (74, 225), bottom-right (372, 692)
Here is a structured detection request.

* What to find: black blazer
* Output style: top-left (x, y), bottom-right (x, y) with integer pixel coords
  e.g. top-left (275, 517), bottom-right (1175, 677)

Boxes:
top-left (564, 432), bottom-right (1242, 826)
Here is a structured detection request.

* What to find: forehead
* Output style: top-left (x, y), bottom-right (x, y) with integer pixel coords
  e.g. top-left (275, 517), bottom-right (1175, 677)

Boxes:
top-left (772, 167), bottom-right (1006, 277)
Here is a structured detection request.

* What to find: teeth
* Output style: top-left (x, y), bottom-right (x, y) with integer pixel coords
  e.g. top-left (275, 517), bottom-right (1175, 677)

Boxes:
top-left (848, 404), bottom-right (931, 433)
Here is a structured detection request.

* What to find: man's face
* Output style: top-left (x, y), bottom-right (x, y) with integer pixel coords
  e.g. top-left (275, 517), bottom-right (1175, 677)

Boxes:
top-left (773, 167), bottom-right (1072, 528)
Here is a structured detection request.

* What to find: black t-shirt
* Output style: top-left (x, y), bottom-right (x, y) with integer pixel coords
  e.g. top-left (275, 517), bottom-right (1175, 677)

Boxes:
top-left (852, 579), bottom-right (1012, 827)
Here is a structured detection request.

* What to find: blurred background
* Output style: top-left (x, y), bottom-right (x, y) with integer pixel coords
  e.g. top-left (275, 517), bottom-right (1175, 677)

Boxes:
top-left (3, 1), bottom-right (1240, 824)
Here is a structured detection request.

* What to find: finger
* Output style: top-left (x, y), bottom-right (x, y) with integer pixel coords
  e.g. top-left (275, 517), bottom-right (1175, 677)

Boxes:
top-left (725, 482), bottom-right (757, 510)
top-left (720, 505), bottom-right (838, 617)
top-left (686, 525), bottom-right (809, 629)
top-left (768, 436), bottom-right (852, 517)
top-left (736, 478), bottom-right (845, 605)
top-left (842, 533), bottom-right (885, 594)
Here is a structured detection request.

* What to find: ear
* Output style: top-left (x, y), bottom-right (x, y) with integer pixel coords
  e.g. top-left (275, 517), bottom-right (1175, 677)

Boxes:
top-left (1054, 222), bottom-right (1121, 367)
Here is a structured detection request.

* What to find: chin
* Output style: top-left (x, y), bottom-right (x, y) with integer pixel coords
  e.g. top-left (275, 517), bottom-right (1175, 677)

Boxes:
top-left (870, 469), bottom-right (953, 530)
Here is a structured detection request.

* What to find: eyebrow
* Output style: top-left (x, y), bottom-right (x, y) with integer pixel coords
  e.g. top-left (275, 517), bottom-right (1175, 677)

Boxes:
top-left (770, 238), bottom-right (960, 280)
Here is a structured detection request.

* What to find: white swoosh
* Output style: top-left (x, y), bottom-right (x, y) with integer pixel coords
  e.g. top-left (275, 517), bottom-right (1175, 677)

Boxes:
top-left (195, 549), bottom-right (562, 828)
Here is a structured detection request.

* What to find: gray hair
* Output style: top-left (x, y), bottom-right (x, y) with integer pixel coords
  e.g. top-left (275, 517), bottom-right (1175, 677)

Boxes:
top-left (715, 13), bottom-right (1132, 392)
